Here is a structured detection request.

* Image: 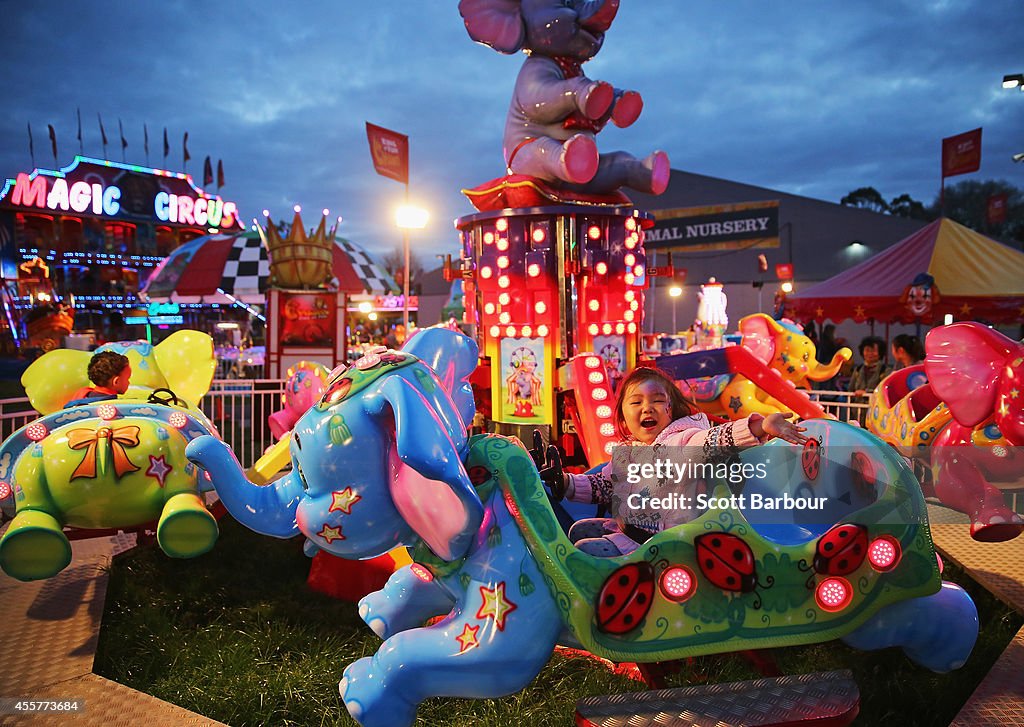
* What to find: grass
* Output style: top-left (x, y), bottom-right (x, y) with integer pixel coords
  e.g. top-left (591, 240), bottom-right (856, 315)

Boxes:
top-left (95, 517), bottom-right (1022, 727)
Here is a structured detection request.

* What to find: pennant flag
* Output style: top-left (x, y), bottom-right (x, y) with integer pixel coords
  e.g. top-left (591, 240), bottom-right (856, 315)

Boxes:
top-left (217, 159), bottom-right (224, 189)
top-left (98, 113), bottom-right (108, 155)
top-left (118, 118), bottom-right (128, 161)
top-left (47, 124), bottom-right (58, 165)
top-left (27, 122), bottom-right (35, 167)
top-left (183, 132), bottom-right (191, 167)
top-left (163, 127), bottom-right (169, 161)
top-left (987, 193), bottom-right (1008, 226)
top-left (365, 122), bottom-right (409, 184)
top-left (144, 123), bottom-right (149, 163)
top-left (203, 155), bottom-right (213, 186)
top-left (76, 108), bottom-right (83, 154)
top-left (941, 127), bottom-right (982, 178)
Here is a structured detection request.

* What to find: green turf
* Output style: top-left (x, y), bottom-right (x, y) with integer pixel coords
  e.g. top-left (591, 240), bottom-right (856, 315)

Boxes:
top-left (94, 517), bottom-right (1022, 726)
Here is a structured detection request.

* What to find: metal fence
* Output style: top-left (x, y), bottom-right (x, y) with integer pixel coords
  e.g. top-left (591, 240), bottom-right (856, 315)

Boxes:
top-left (0, 385), bottom-right (1019, 512)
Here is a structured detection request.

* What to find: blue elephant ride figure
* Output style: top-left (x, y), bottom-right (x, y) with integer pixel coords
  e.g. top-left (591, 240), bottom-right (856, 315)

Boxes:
top-left (186, 327), bottom-right (978, 727)
top-left (0, 331), bottom-right (222, 581)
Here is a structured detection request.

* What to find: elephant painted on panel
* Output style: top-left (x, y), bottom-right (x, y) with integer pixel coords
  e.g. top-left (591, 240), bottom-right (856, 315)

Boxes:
top-left (459, 0), bottom-right (670, 195)
top-left (188, 326), bottom-right (977, 727)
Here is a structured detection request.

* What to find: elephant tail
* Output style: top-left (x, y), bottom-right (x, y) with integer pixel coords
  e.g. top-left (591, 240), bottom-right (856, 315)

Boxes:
top-left (841, 581), bottom-right (978, 672)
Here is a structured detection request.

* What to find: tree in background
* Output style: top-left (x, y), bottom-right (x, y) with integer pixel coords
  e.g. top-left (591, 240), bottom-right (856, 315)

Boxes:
top-left (840, 187), bottom-right (891, 214)
top-left (382, 244), bottom-right (425, 295)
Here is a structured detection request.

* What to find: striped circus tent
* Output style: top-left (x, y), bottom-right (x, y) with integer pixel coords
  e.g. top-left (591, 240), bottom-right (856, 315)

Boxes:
top-left (141, 233), bottom-right (398, 304)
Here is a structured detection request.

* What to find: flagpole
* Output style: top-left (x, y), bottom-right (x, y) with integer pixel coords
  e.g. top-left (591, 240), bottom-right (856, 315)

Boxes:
top-left (403, 183), bottom-right (410, 334)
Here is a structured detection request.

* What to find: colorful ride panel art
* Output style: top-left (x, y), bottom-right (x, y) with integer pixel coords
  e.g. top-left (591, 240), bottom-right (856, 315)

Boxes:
top-left (186, 327), bottom-right (978, 727)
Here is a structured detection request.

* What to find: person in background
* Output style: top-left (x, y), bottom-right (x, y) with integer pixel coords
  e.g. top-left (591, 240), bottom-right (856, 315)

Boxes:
top-left (848, 336), bottom-right (892, 398)
top-left (891, 333), bottom-right (925, 369)
top-left (66, 351), bottom-right (132, 405)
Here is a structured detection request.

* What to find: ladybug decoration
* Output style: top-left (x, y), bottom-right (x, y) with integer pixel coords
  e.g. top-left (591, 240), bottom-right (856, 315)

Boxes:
top-left (320, 377), bottom-right (352, 408)
top-left (595, 562), bottom-right (655, 634)
top-left (694, 533), bottom-right (758, 594)
top-left (801, 437), bottom-right (822, 480)
top-left (849, 451), bottom-right (877, 500)
top-left (813, 523), bottom-right (869, 576)
top-left (468, 465), bottom-right (492, 487)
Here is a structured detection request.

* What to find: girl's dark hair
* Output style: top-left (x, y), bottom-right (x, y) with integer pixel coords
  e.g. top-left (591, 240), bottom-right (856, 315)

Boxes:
top-left (891, 333), bottom-right (925, 362)
top-left (858, 335), bottom-right (886, 357)
top-left (88, 351), bottom-right (129, 387)
top-left (614, 366), bottom-right (698, 440)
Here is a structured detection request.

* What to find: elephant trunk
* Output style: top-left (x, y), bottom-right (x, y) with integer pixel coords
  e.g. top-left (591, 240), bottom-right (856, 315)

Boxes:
top-left (577, 0), bottom-right (619, 33)
top-left (841, 581), bottom-right (978, 672)
top-left (185, 435), bottom-right (303, 539)
top-left (806, 347), bottom-right (853, 382)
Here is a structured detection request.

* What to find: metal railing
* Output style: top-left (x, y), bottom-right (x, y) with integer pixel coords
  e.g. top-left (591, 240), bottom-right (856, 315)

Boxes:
top-left (806, 389), bottom-right (872, 423)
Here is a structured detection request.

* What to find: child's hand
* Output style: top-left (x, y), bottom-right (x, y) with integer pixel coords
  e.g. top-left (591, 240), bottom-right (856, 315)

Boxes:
top-left (759, 412), bottom-right (809, 444)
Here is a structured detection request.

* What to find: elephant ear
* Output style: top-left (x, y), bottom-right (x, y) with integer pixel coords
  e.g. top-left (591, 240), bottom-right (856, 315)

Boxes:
top-left (369, 372), bottom-right (483, 562)
top-left (739, 314), bottom-right (778, 364)
top-left (402, 326), bottom-right (480, 429)
top-left (154, 330), bottom-right (217, 408)
top-left (926, 322), bottom-right (1019, 427)
top-left (460, 0), bottom-right (526, 54)
top-left (21, 349), bottom-right (93, 414)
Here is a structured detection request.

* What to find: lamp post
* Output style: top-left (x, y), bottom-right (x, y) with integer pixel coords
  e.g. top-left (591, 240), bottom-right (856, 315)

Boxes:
top-left (395, 204), bottom-right (428, 334)
top-left (668, 283), bottom-right (683, 334)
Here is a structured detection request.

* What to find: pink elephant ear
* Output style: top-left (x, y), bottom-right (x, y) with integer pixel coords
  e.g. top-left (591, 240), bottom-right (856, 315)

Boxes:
top-left (459, 0), bottom-right (526, 54)
top-left (740, 314), bottom-right (777, 365)
top-left (925, 322), bottom-right (1019, 427)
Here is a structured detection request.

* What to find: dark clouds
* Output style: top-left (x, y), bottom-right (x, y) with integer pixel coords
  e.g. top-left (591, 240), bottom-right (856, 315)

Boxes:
top-left (2, 1), bottom-right (1020, 260)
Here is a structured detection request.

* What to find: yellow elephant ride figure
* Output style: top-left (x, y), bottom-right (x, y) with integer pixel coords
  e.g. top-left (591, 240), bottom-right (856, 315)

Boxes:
top-left (0, 331), bottom-right (221, 581)
top-left (688, 314), bottom-right (851, 419)
top-left (867, 364), bottom-right (941, 447)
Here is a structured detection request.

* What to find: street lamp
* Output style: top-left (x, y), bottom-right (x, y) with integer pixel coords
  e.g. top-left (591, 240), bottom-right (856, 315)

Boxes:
top-left (668, 283), bottom-right (683, 334)
top-left (1003, 73), bottom-right (1023, 89)
top-left (395, 204), bottom-right (428, 333)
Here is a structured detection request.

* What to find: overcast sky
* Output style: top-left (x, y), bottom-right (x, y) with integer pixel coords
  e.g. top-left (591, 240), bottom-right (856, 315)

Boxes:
top-left (2, 1), bottom-right (1021, 263)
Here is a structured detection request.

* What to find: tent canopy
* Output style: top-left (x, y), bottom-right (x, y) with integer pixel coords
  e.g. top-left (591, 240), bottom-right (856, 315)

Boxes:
top-left (141, 232), bottom-right (398, 304)
top-left (790, 218), bottom-right (1024, 324)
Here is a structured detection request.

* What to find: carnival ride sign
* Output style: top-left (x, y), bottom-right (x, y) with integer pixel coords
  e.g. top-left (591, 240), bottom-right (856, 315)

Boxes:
top-left (0, 156), bottom-right (241, 230)
top-left (646, 201), bottom-right (779, 252)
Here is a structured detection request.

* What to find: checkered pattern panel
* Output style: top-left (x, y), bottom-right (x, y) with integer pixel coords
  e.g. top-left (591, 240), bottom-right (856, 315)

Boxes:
top-left (220, 235), bottom-right (269, 296)
top-left (335, 237), bottom-right (398, 295)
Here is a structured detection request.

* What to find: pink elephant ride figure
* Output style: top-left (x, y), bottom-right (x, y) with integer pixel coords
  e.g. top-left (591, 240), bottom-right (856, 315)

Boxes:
top-left (268, 361), bottom-right (331, 440)
top-left (926, 323), bottom-right (1024, 541)
top-left (459, 0), bottom-right (670, 205)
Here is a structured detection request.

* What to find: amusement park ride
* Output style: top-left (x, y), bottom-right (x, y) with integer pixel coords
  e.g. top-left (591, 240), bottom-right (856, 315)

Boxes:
top-left (0, 3), bottom-right (1019, 727)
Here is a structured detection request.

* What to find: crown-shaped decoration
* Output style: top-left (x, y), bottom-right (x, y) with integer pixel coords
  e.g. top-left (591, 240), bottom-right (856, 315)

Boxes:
top-left (259, 207), bottom-right (339, 290)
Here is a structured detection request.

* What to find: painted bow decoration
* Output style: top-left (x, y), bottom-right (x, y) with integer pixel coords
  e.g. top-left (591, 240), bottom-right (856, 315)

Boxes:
top-left (68, 425), bottom-right (141, 480)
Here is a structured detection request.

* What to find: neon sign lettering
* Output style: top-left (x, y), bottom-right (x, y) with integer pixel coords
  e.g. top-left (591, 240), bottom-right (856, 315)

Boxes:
top-left (154, 193), bottom-right (237, 228)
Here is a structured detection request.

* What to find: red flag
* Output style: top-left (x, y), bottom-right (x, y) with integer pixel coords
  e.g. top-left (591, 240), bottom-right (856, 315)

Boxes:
top-left (366, 122), bottom-right (409, 184)
top-left (941, 128), bottom-right (982, 178)
top-left (47, 124), bottom-right (58, 164)
top-left (118, 118), bottom-right (128, 152)
top-left (217, 159), bottom-right (225, 189)
top-left (183, 132), bottom-right (191, 166)
top-left (987, 193), bottom-right (1008, 226)
top-left (203, 156), bottom-right (213, 186)
top-left (775, 263), bottom-right (793, 280)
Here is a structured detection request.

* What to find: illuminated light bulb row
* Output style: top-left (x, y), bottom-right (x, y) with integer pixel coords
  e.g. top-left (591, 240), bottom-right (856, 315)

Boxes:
top-left (488, 324), bottom-right (549, 338)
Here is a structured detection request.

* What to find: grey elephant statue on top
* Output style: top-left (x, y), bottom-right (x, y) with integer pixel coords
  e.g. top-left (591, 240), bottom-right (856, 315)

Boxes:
top-left (460, 0), bottom-right (670, 196)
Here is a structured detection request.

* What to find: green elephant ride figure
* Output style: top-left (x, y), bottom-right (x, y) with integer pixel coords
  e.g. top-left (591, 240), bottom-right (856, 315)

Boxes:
top-left (0, 331), bottom-right (221, 581)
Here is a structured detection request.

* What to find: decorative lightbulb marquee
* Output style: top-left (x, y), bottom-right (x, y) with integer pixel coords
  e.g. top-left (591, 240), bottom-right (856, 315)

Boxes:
top-left (0, 156), bottom-right (241, 230)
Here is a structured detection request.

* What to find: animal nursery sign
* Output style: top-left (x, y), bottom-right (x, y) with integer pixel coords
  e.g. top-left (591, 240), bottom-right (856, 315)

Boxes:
top-left (646, 201), bottom-right (779, 252)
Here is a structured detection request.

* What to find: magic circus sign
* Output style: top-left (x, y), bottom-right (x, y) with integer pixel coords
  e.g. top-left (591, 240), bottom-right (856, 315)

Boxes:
top-left (0, 156), bottom-right (242, 230)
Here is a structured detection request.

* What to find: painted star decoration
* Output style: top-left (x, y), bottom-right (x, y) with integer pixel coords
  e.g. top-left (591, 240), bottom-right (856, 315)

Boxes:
top-left (455, 623), bottom-right (480, 654)
top-left (476, 581), bottom-right (518, 631)
top-left (815, 307), bottom-right (825, 318)
top-left (329, 487), bottom-right (361, 514)
top-left (318, 524), bottom-right (345, 544)
top-left (853, 305), bottom-right (866, 319)
top-left (960, 303), bottom-right (973, 316)
top-left (146, 454), bottom-right (172, 487)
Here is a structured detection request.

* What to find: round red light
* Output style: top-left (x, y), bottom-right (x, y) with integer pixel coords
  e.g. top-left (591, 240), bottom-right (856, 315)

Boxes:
top-left (25, 422), bottom-right (49, 441)
top-left (168, 412), bottom-right (189, 429)
top-left (659, 566), bottom-right (696, 602)
top-left (815, 577), bottom-right (853, 612)
top-left (867, 536), bottom-right (902, 572)
top-left (588, 225), bottom-right (601, 240)
top-left (410, 563), bottom-right (434, 582)
top-left (0, 482), bottom-right (10, 500)
top-left (595, 262), bottom-right (608, 276)
top-left (97, 404), bottom-right (118, 421)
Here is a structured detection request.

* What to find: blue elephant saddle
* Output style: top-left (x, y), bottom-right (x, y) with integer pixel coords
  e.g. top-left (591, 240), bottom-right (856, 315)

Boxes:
top-left (429, 424), bottom-right (942, 663)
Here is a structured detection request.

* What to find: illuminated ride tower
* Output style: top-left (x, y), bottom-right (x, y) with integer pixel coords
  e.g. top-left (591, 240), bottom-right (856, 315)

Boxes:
top-left (455, 206), bottom-right (656, 466)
